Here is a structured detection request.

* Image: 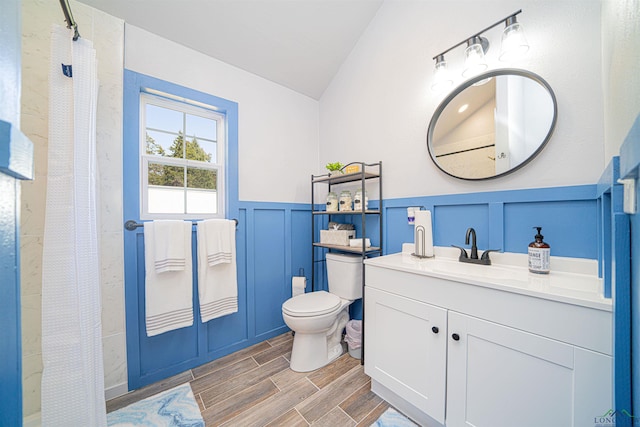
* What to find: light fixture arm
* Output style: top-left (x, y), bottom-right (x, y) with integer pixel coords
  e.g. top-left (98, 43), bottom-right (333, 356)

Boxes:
top-left (432, 9), bottom-right (522, 60)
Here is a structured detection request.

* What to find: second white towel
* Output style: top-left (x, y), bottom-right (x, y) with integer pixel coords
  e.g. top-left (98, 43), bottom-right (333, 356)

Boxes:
top-left (197, 219), bottom-right (238, 322)
top-left (144, 221), bottom-right (193, 336)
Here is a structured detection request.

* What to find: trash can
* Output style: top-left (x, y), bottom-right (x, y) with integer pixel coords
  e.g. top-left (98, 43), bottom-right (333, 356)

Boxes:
top-left (345, 320), bottom-right (362, 359)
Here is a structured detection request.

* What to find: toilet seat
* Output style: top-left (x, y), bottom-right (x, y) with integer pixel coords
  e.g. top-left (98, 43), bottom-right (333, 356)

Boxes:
top-left (282, 291), bottom-right (341, 317)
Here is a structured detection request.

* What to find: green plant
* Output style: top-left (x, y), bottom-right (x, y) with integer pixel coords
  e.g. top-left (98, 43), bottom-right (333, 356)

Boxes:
top-left (325, 162), bottom-right (344, 172)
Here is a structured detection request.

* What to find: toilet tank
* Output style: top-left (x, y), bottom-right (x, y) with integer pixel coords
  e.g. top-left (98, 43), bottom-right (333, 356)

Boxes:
top-left (326, 253), bottom-right (363, 300)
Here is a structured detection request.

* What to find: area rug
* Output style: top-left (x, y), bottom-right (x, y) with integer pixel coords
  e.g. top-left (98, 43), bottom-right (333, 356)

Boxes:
top-left (371, 407), bottom-right (418, 427)
top-left (107, 383), bottom-right (204, 427)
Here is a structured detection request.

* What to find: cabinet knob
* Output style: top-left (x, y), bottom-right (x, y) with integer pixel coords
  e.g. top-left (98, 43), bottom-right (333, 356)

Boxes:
top-left (452, 333), bottom-right (460, 341)
top-left (432, 326), bottom-right (439, 334)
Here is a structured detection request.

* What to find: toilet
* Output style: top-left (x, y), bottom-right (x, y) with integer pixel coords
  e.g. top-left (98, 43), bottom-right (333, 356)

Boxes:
top-left (282, 253), bottom-right (362, 372)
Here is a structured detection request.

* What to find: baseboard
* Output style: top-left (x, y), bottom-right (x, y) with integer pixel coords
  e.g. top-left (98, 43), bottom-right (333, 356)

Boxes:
top-left (23, 412), bottom-right (41, 427)
top-left (105, 381), bottom-right (129, 401)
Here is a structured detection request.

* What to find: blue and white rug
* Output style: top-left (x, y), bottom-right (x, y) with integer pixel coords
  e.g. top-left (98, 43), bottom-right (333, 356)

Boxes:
top-left (371, 407), bottom-right (418, 427)
top-left (107, 383), bottom-right (204, 427)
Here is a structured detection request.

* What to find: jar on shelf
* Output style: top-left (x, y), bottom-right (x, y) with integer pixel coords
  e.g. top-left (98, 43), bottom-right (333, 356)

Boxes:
top-left (353, 189), bottom-right (368, 211)
top-left (326, 192), bottom-right (338, 212)
top-left (339, 190), bottom-right (353, 211)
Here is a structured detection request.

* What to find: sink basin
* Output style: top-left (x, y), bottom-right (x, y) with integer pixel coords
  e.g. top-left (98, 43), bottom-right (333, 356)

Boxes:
top-left (429, 258), bottom-right (526, 283)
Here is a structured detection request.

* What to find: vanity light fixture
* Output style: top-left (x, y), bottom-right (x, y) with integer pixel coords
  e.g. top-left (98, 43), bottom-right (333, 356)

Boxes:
top-left (499, 15), bottom-right (529, 62)
top-left (430, 54), bottom-right (454, 92)
top-left (430, 9), bottom-right (528, 92)
top-left (462, 36), bottom-right (489, 78)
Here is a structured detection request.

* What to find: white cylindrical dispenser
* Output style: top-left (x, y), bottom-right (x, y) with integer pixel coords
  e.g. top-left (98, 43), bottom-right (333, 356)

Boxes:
top-left (413, 210), bottom-right (434, 258)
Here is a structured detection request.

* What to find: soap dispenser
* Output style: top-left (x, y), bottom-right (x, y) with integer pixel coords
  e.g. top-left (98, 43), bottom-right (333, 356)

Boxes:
top-left (528, 227), bottom-right (550, 274)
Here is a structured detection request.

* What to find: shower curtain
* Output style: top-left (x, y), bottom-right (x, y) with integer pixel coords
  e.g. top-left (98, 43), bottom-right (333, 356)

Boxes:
top-left (41, 25), bottom-right (106, 426)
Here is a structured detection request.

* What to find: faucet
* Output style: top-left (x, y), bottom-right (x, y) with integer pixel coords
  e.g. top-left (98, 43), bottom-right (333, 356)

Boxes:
top-left (451, 227), bottom-right (500, 265)
top-left (466, 227), bottom-right (478, 260)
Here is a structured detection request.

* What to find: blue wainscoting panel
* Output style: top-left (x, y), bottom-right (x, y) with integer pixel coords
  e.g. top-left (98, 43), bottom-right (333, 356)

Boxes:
top-left (385, 206), bottom-right (414, 254)
top-left (291, 209), bottom-right (313, 292)
top-left (134, 232), bottom-right (200, 379)
top-left (382, 185), bottom-right (598, 261)
top-left (503, 200), bottom-right (598, 258)
top-left (205, 210), bottom-right (249, 353)
top-left (434, 204), bottom-right (490, 249)
top-left (253, 209), bottom-right (287, 337)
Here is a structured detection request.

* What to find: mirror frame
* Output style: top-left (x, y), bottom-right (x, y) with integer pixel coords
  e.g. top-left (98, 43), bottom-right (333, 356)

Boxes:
top-left (427, 68), bottom-right (558, 181)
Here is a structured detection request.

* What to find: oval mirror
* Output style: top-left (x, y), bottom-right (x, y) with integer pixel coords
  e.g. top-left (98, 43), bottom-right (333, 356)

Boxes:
top-left (427, 69), bottom-right (557, 180)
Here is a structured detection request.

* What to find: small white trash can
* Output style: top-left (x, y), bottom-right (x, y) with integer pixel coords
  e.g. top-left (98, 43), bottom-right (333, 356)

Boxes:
top-left (345, 320), bottom-right (362, 359)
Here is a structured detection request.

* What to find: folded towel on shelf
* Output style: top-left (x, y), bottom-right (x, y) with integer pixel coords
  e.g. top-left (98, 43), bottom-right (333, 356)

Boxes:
top-left (143, 221), bottom-right (194, 336)
top-left (197, 219), bottom-right (238, 323)
top-left (151, 220), bottom-right (187, 273)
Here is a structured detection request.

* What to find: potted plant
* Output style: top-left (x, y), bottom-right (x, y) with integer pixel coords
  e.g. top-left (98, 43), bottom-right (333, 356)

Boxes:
top-left (325, 162), bottom-right (344, 176)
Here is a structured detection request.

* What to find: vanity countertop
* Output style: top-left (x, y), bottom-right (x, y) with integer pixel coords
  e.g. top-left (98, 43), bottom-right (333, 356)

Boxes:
top-left (364, 248), bottom-right (611, 312)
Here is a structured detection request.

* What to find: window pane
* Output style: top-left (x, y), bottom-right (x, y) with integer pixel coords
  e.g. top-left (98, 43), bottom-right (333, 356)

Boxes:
top-left (186, 167), bottom-right (217, 190)
top-left (146, 104), bottom-right (183, 133)
top-left (197, 140), bottom-right (217, 163)
top-left (186, 114), bottom-right (217, 141)
top-left (148, 163), bottom-right (184, 187)
top-left (183, 136), bottom-right (213, 162)
top-left (147, 163), bottom-right (185, 214)
top-left (145, 130), bottom-right (179, 157)
top-left (186, 189), bottom-right (217, 214)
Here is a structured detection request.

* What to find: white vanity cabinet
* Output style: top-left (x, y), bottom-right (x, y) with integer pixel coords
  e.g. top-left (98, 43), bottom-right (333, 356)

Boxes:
top-left (364, 254), bottom-right (613, 427)
top-left (365, 287), bottom-right (448, 424)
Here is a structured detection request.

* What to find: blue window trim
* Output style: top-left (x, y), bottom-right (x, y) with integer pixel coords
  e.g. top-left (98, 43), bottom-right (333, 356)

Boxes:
top-left (122, 70), bottom-right (239, 388)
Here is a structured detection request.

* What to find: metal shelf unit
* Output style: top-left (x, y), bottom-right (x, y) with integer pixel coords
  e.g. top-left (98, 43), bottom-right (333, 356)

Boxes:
top-left (311, 161), bottom-right (382, 365)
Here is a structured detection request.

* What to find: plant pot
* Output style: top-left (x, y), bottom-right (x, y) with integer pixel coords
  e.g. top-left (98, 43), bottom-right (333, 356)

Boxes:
top-left (328, 170), bottom-right (344, 177)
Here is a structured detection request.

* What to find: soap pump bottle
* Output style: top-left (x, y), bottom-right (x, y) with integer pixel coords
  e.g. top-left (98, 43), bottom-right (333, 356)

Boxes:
top-left (528, 227), bottom-right (550, 274)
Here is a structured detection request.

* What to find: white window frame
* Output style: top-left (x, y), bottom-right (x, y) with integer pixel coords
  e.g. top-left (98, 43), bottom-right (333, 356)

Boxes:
top-left (139, 92), bottom-right (226, 220)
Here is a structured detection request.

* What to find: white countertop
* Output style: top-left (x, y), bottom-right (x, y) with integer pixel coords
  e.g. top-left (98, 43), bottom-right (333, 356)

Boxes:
top-left (364, 247), bottom-right (611, 312)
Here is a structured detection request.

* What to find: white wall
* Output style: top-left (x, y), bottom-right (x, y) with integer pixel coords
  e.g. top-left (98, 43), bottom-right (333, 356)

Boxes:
top-left (601, 0), bottom-right (640, 158)
top-left (21, 0), bottom-right (125, 418)
top-left (125, 25), bottom-right (320, 204)
top-left (320, 0), bottom-right (605, 198)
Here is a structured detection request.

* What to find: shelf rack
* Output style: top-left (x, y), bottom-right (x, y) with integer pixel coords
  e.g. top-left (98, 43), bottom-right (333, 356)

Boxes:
top-left (311, 161), bottom-right (382, 365)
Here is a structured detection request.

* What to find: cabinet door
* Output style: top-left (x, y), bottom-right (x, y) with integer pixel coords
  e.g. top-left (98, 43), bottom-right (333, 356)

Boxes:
top-left (365, 287), bottom-right (447, 424)
top-left (446, 311), bottom-right (612, 427)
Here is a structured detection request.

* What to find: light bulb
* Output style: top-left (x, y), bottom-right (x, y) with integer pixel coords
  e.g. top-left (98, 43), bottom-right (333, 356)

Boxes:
top-left (499, 17), bottom-right (529, 62)
top-left (430, 55), bottom-right (454, 93)
top-left (462, 38), bottom-right (488, 78)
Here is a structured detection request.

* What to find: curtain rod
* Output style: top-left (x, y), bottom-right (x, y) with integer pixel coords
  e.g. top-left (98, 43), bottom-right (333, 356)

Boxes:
top-left (58, 0), bottom-right (80, 41)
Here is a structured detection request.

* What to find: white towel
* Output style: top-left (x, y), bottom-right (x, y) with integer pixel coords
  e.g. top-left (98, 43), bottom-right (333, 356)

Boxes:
top-left (152, 220), bottom-right (187, 273)
top-left (200, 219), bottom-right (233, 266)
top-left (144, 221), bottom-right (194, 336)
top-left (197, 219), bottom-right (238, 322)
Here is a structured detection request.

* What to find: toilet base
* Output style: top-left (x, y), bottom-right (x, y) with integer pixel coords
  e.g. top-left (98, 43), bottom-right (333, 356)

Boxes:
top-left (289, 309), bottom-right (349, 372)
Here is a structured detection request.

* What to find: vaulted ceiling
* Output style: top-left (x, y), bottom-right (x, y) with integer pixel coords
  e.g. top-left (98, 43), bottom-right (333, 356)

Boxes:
top-left (76, 0), bottom-right (384, 99)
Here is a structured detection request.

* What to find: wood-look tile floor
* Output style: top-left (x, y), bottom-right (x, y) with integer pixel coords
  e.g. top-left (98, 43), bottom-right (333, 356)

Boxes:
top-left (106, 332), bottom-right (391, 426)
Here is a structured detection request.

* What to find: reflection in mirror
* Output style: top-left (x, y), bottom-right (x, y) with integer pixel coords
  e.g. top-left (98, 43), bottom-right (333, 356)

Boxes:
top-left (427, 69), bottom-right (557, 180)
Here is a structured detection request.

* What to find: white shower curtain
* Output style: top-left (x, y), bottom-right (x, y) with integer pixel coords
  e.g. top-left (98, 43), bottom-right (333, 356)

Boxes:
top-left (41, 25), bottom-right (106, 426)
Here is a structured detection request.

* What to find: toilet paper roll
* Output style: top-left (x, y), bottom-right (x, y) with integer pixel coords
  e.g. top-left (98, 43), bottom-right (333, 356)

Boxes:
top-left (292, 276), bottom-right (306, 297)
top-left (414, 210), bottom-right (434, 257)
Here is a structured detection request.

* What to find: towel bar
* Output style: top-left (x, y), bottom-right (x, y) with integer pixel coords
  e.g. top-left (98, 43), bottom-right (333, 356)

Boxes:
top-left (124, 219), bottom-right (238, 231)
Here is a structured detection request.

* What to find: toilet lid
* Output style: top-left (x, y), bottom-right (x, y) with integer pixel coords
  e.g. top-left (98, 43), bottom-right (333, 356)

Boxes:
top-left (282, 291), bottom-right (341, 317)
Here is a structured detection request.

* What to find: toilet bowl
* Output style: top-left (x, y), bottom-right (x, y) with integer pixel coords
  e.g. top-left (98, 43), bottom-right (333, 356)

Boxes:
top-left (282, 253), bottom-right (362, 372)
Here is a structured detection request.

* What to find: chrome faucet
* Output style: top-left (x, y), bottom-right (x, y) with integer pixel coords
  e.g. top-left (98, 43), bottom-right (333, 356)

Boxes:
top-left (452, 227), bottom-right (500, 265)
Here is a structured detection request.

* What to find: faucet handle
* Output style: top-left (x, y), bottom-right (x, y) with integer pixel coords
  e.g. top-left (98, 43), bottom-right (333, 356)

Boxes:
top-left (480, 249), bottom-right (501, 261)
top-left (451, 245), bottom-right (468, 260)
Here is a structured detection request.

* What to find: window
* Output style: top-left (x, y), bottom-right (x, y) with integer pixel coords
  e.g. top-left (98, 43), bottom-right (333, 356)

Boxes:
top-left (140, 92), bottom-right (225, 219)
